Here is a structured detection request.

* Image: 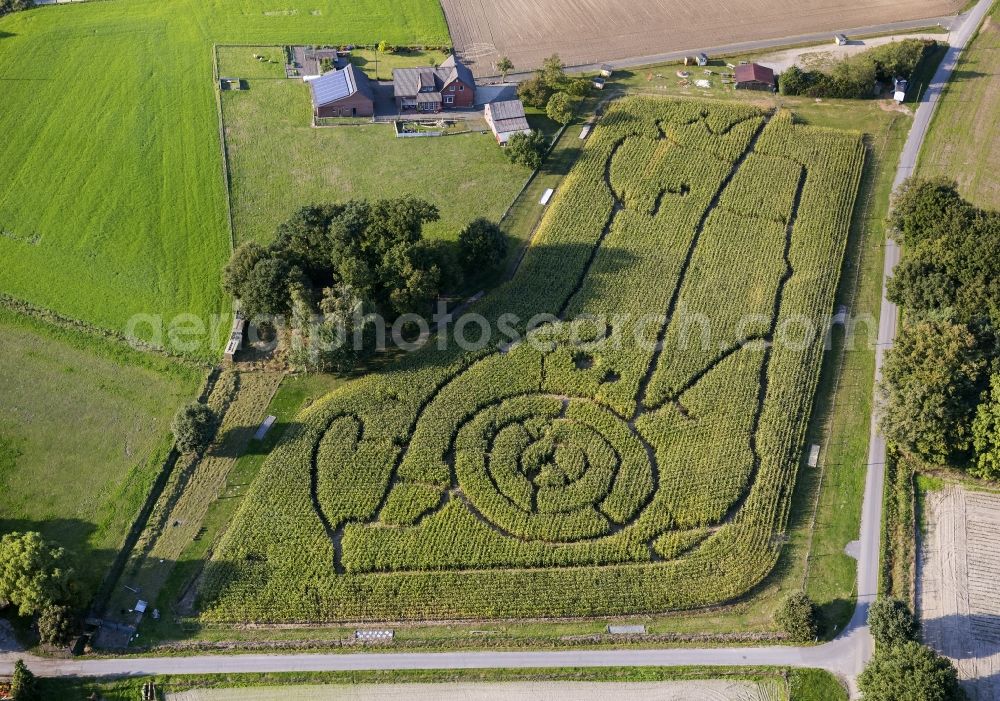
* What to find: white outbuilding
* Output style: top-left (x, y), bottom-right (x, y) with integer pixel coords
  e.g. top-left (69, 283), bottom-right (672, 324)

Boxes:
top-left (484, 99), bottom-right (533, 145)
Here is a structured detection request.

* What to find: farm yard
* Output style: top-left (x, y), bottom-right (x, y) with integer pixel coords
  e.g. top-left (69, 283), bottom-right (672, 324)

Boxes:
top-left (0, 0), bottom-right (449, 358)
top-left (217, 61), bottom-right (533, 249)
top-left (199, 97), bottom-right (864, 623)
top-left (0, 308), bottom-right (201, 597)
top-left (441, 0), bottom-right (963, 76)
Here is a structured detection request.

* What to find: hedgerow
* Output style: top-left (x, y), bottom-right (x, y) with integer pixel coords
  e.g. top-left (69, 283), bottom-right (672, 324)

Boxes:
top-left (199, 98), bottom-right (864, 622)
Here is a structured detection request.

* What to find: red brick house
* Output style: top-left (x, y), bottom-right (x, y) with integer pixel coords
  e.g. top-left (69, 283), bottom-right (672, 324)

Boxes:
top-left (393, 55), bottom-right (475, 113)
top-left (309, 63), bottom-right (375, 118)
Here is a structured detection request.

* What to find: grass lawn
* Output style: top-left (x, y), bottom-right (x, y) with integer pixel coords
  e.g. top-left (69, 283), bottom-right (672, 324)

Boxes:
top-left (0, 0), bottom-right (448, 358)
top-left (0, 308), bottom-right (202, 597)
top-left (220, 77), bottom-right (531, 246)
top-left (217, 45), bottom-right (286, 79)
top-left (349, 47), bottom-right (450, 80)
top-left (919, 8), bottom-right (1000, 207)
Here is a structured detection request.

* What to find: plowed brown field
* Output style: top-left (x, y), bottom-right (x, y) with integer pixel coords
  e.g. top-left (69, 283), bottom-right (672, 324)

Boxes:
top-left (442, 0), bottom-right (963, 75)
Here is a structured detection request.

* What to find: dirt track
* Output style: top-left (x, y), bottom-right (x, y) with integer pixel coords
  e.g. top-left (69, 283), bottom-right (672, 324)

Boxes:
top-left (441, 0), bottom-right (964, 75)
top-left (167, 680), bottom-right (779, 701)
top-left (919, 486), bottom-right (1000, 701)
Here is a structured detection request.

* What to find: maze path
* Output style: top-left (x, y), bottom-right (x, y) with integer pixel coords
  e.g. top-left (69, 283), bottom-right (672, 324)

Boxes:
top-left (200, 99), bottom-right (863, 622)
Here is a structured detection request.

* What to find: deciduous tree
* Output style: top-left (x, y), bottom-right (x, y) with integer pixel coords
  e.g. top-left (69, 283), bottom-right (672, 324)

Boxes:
top-left (972, 374), bottom-right (1000, 480)
top-left (171, 402), bottom-right (217, 456)
top-left (868, 597), bottom-right (919, 648)
top-left (775, 591), bottom-right (818, 641)
top-left (879, 317), bottom-right (987, 465)
top-left (496, 56), bottom-right (514, 82)
top-left (458, 218), bottom-right (508, 274)
top-left (0, 533), bottom-right (72, 618)
top-left (517, 75), bottom-right (553, 109)
top-left (546, 91), bottom-right (578, 125)
top-left (858, 641), bottom-right (965, 701)
top-left (504, 131), bottom-right (547, 169)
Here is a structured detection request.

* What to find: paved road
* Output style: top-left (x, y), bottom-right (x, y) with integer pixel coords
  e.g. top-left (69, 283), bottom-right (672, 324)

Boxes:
top-left (0, 0), bottom-right (992, 694)
top-left (497, 13), bottom-right (962, 82)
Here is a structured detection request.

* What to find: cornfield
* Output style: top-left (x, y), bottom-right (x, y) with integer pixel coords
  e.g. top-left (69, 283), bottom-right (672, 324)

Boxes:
top-left (200, 98), bottom-right (864, 622)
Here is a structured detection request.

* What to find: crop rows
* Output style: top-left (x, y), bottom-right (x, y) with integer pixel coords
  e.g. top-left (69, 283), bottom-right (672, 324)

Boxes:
top-left (199, 98), bottom-right (864, 623)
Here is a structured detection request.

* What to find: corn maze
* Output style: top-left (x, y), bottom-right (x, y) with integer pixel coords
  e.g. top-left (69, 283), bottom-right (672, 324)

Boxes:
top-left (201, 98), bottom-right (864, 622)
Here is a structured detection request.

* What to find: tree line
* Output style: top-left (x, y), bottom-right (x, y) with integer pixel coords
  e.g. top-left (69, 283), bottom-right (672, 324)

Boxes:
top-left (879, 178), bottom-right (1000, 478)
top-left (779, 39), bottom-right (934, 99)
top-left (0, 0), bottom-right (32, 17)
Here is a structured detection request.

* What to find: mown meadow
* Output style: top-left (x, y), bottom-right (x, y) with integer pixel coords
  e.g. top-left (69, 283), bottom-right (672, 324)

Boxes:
top-left (0, 308), bottom-right (202, 597)
top-left (0, 0), bottom-right (449, 359)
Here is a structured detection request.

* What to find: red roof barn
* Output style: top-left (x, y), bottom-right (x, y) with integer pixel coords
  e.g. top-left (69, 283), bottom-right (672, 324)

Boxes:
top-left (734, 63), bottom-right (776, 91)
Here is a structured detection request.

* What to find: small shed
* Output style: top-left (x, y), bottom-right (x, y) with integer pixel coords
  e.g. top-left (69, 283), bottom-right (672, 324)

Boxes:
top-left (893, 77), bottom-right (908, 103)
top-left (592, 76), bottom-right (606, 89)
top-left (484, 99), bottom-right (532, 145)
top-left (219, 77), bottom-right (241, 90)
top-left (735, 63), bottom-right (776, 91)
top-left (834, 33), bottom-right (849, 46)
top-left (599, 63), bottom-right (614, 78)
top-left (696, 53), bottom-right (709, 66)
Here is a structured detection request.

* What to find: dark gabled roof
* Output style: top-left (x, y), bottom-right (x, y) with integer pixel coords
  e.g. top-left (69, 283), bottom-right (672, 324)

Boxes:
top-left (493, 116), bottom-right (531, 134)
top-left (417, 70), bottom-right (436, 90)
top-left (439, 54), bottom-right (475, 89)
top-left (734, 62), bottom-right (775, 85)
top-left (488, 99), bottom-right (526, 121)
top-left (393, 55), bottom-right (474, 99)
top-left (487, 99), bottom-right (530, 136)
top-left (310, 63), bottom-right (374, 107)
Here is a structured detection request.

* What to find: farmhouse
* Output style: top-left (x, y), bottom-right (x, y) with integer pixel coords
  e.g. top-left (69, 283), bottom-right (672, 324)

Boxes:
top-left (309, 63), bottom-right (375, 119)
top-left (734, 63), bottom-right (776, 91)
top-left (393, 55), bottom-right (475, 113)
top-left (484, 99), bottom-right (532, 145)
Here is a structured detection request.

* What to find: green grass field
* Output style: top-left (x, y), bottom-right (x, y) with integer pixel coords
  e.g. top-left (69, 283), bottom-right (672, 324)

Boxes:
top-left (0, 308), bottom-right (202, 596)
top-left (0, 0), bottom-right (448, 358)
top-left (919, 8), bottom-right (1000, 208)
top-left (219, 75), bottom-right (531, 247)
